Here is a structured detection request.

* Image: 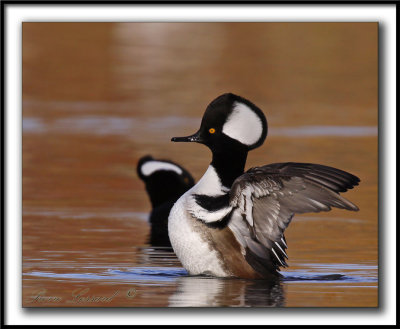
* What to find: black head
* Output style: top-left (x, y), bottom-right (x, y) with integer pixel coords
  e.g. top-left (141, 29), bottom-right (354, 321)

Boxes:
top-left (137, 155), bottom-right (195, 208)
top-left (171, 93), bottom-right (268, 154)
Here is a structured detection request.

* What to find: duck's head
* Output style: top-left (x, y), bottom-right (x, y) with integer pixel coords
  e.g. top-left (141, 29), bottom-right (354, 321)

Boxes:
top-left (137, 155), bottom-right (195, 207)
top-left (171, 93), bottom-right (268, 154)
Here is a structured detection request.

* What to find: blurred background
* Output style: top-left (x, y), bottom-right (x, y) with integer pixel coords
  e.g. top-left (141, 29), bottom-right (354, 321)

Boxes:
top-left (22, 23), bottom-right (377, 307)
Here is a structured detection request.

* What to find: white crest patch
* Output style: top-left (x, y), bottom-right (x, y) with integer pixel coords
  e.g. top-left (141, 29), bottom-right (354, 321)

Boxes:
top-left (222, 101), bottom-right (263, 146)
top-left (141, 161), bottom-right (183, 176)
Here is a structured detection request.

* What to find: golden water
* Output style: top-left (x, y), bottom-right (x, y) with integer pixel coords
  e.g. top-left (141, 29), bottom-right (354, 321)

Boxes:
top-left (23, 22), bottom-right (378, 307)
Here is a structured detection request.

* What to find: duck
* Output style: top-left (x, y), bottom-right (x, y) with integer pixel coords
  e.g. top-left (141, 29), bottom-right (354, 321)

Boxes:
top-left (169, 93), bottom-right (360, 279)
top-left (137, 155), bottom-right (195, 247)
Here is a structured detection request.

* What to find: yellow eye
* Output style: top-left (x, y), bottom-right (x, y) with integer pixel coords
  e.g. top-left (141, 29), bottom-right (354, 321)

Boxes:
top-left (209, 128), bottom-right (216, 134)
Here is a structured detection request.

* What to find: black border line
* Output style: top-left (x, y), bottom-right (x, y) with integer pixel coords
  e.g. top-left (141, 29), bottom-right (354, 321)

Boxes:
top-left (1, 1), bottom-right (400, 5)
top-left (1, 1), bottom-right (5, 328)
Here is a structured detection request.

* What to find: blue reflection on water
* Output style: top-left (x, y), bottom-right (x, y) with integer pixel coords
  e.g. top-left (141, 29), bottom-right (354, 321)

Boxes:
top-left (23, 115), bottom-right (377, 138)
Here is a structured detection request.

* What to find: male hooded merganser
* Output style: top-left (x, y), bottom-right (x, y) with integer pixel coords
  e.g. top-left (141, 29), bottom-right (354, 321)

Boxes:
top-left (137, 155), bottom-right (195, 247)
top-left (169, 93), bottom-right (360, 279)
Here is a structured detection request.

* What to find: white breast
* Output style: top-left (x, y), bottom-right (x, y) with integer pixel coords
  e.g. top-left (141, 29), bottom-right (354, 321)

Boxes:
top-left (191, 165), bottom-right (229, 195)
top-left (168, 165), bottom-right (230, 277)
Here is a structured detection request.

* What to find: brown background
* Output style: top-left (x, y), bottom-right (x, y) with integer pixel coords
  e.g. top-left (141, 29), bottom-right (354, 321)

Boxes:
top-left (23, 23), bottom-right (377, 307)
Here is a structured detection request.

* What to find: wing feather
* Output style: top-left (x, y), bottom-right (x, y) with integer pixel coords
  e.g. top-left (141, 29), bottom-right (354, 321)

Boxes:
top-left (228, 162), bottom-right (360, 272)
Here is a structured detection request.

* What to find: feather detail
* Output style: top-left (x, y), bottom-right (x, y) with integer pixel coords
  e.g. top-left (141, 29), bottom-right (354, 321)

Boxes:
top-left (227, 162), bottom-right (360, 273)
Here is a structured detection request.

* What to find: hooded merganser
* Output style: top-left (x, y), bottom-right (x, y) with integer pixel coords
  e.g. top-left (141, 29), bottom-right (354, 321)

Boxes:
top-left (169, 93), bottom-right (360, 279)
top-left (137, 155), bottom-right (195, 247)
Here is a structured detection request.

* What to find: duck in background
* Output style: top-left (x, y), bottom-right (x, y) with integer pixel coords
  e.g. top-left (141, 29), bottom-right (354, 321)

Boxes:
top-left (137, 155), bottom-right (195, 247)
top-left (169, 93), bottom-right (360, 279)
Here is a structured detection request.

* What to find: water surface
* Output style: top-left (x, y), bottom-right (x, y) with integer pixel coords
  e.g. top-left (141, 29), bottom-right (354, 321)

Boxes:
top-left (23, 22), bottom-right (378, 307)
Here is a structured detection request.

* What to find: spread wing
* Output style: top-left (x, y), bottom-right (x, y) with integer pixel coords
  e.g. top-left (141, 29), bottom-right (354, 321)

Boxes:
top-left (228, 162), bottom-right (360, 271)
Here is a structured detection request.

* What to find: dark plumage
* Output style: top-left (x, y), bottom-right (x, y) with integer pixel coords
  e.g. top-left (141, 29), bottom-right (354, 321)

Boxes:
top-left (229, 162), bottom-right (359, 273)
top-left (137, 155), bottom-right (194, 246)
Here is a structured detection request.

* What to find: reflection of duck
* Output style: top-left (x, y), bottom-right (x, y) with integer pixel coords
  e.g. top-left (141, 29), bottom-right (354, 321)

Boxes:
top-left (137, 155), bottom-right (194, 247)
top-left (169, 93), bottom-right (360, 279)
top-left (169, 275), bottom-right (284, 307)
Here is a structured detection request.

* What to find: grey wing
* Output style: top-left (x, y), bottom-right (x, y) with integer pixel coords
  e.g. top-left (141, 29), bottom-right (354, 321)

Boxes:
top-left (229, 162), bottom-right (360, 272)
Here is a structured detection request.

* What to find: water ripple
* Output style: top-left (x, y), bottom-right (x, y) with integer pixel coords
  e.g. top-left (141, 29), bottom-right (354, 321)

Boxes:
top-left (23, 116), bottom-right (377, 138)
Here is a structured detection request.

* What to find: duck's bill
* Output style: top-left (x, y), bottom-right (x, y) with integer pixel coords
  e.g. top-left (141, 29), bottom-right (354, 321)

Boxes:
top-left (171, 131), bottom-right (203, 143)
